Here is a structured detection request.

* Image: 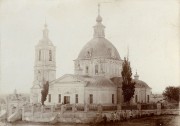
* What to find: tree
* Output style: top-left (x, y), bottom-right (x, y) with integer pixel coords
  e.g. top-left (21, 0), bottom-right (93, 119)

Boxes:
top-left (121, 57), bottom-right (135, 104)
top-left (41, 81), bottom-right (49, 106)
top-left (162, 86), bottom-right (180, 102)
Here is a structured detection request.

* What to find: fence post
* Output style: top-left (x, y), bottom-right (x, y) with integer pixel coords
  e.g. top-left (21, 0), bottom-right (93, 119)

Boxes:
top-left (22, 107), bottom-right (25, 121)
top-left (117, 104), bottom-right (122, 110)
top-left (31, 105), bottom-right (34, 116)
top-left (41, 106), bottom-right (44, 118)
top-left (97, 104), bottom-right (102, 113)
top-left (137, 103), bottom-right (141, 117)
top-left (51, 105), bottom-right (54, 113)
top-left (157, 102), bottom-right (161, 115)
top-left (84, 104), bottom-right (89, 112)
top-left (61, 105), bottom-right (66, 113)
top-left (72, 104), bottom-right (77, 112)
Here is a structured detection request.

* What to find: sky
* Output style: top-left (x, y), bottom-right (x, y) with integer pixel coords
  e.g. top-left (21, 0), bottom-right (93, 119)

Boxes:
top-left (0, 0), bottom-right (179, 94)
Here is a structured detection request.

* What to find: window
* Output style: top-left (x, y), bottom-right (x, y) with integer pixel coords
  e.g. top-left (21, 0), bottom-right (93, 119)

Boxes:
top-left (108, 48), bottom-right (112, 57)
top-left (112, 94), bottom-right (114, 104)
top-left (39, 50), bottom-right (41, 61)
top-left (95, 65), bottom-right (98, 74)
top-left (58, 94), bottom-right (61, 103)
top-left (48, 94), bottom-right (51, 102)
top-left (147, 95), bottom-right (149, 103)
top-left (75, 94), bottom-right (78, 103)
top-left (87, 51), bottom-right (90, 57)
top-left (135, 95), bottom-right (138, 103)
top-left (90, 94), bottom-right (93, 104)
top-left (49, 50), bottom-right (52, 61)
top-left (86, 66), bottom-right (89, 73)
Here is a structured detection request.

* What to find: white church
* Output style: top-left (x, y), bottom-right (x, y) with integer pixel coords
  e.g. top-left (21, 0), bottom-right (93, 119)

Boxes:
top-left (30, 6), bottom-right (151, 106)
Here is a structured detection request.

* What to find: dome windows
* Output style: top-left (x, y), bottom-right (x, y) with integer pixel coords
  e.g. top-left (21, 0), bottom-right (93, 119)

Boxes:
top-left (86, 48), bottom-right (93, 58)
top-left (108, 48), bottom-right (115, 58)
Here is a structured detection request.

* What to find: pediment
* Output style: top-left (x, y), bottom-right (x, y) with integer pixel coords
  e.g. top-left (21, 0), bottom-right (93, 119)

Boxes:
top-left (52, 74), bottom-right (84, 84)
top-left (32, 84), bottom-right (41, 89)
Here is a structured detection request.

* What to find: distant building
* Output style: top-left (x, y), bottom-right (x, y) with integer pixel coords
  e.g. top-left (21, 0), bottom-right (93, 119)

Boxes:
top-left (31, 6), bottom-right (151, 105)
top-left (150, 94), bottom-right (164, 103)
top-left (6, 90), bottom-right (30, 116)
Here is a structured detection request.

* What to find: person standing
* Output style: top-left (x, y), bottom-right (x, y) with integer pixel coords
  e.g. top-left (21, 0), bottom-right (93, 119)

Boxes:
top-left (103, 114), bottom-right (107, 124)
top-left (110, 112), bottom-right (114, 123)
top-left (129, 110), bottom-right (133, 119)
top-left (124, 110), bottom-right (127, 121)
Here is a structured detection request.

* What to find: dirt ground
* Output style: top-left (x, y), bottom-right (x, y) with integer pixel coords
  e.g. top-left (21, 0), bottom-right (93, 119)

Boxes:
top-left (93, 115), bottom-right (180, 126)
top-left (1, 115), bottom-right (180, 126)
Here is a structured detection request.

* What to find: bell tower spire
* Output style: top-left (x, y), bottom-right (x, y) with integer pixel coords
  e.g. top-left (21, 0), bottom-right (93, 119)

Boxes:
top-left (43, 21), bottom-right (49, 39)
top-left (93, 3), bottom-right (105, 38)
top-left (98, 3), bottom-right (100, 15)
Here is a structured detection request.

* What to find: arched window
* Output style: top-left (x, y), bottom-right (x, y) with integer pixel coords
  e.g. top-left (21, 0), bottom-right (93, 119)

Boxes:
top-left (86, 66), bottom-right (89, 73)
top-left (39, 50), bottom-right (41, 61)
top-left (49, 50), bottom-right (52, 61)
top-left (95, 65), bottom-right (98, 74)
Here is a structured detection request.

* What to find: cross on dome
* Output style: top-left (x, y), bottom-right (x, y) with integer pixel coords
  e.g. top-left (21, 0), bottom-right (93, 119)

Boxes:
top-left (96, 3), bottom-right (102, 23)
top-left (93, 3), bottom-right (105, 38)
top-left (134, 70), bottom-right (139, 80)
top-left (98, 3), bottom-right (100, 15)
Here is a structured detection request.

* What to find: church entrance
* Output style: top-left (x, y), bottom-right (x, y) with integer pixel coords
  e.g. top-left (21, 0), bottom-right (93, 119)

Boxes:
top-left (64, 96), bottom-right (70, 104)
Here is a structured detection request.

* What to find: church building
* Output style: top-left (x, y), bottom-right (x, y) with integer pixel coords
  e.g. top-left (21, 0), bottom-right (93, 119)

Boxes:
top-left (30, 5), bottom-right (151, 106)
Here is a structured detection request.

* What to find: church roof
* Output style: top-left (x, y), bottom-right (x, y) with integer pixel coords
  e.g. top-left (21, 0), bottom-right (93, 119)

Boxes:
top-left (51, 74), bottom-right (116, 88)
top-left (111, 77), bottom-right (151, 89)
top-left (72, 75), bottom-right (116, 88)
top-left (84, 76), bottom-right (116, 88)
top-left (133, 79), bottom-right (151, 89)
top-left (77, 37), bottom-right (121, 60)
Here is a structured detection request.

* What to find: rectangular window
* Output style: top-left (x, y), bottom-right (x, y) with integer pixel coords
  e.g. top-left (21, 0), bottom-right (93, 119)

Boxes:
top-left (135, 95), bottom-right (138, 103)
top-left (75, 94), bottom-right (78, 103)
top-left (112, 94), bottom-right (114, 104)
top-left (58, 94), bottom-right (61, 103)
top-left (147, 95), bottom-right (149, 103)
top-left (90, 94), bottom-right (93, 104)
top-left (95, 65), bottom-right (98, 74)
top-left (48, 94), bottom-right (51, 102)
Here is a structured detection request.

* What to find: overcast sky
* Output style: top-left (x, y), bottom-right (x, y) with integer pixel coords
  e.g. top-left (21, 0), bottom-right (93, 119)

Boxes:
top-left (0, 0), bottom-right (179, 94)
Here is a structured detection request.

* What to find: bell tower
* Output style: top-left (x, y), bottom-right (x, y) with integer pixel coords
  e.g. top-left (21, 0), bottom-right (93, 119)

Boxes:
top-left (31, 23), bottom-right (56, 103)
top-left (34, 23), bottom-right (56, 86)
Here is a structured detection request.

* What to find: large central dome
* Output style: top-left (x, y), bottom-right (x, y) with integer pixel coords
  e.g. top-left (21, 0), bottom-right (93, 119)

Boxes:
top-left (78, 37), bottom-right (121, 60)
top-left (77, 13), bottom-right (121, 60)
top-left (74, 11), bottom-right (123, 77)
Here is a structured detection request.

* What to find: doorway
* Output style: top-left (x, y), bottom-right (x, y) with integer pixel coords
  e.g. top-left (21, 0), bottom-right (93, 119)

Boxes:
top-left (64, 96), bottom-right (70, 104)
